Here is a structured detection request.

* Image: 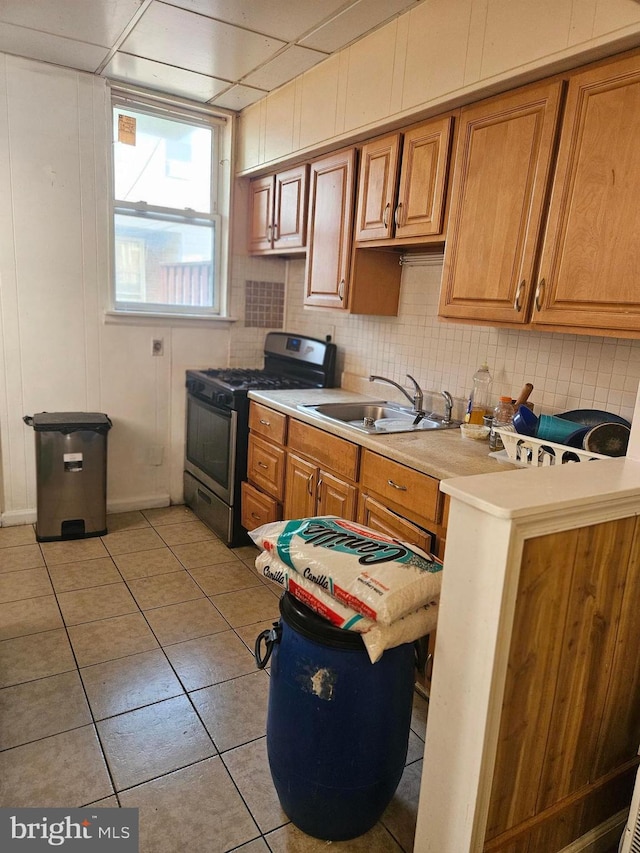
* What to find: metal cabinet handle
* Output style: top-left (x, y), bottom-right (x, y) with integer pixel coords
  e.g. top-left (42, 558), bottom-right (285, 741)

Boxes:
top-left (387, 479), bottom-right (407, 491)
top-left (251, 512), bottom-right (261, 520)
top-left (514, 279), bottom-right (526, 312)
top-left (273, 220), bottom-right (279, 242)
top-left (259, 418), bottom-right (271, 426)
top-left (257, 461), bottom-right (269, 469)
top-left (307, 473), bottom-right (315, 495)
top-left (317, 478), bottom-right (323, 500)
top-left (394, 202), bottom-right (403, 227)
top-left (338, 280), bottom-right (345, 302)
top-left (534, 278), bottom-right (546, 312)
top-left (383, 202), bottom-right (390, 229)
top-left (267, 223), bottom-right (272, 242)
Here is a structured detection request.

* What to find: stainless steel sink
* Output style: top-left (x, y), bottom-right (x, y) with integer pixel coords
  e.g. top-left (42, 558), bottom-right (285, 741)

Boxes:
top-left (298, 401), bottom-right (462, 434)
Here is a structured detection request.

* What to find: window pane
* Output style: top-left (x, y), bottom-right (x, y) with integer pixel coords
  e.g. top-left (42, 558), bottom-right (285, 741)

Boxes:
top-left (113, 108), bottom-right (212, 213)
top-left (114, 213), bottom-right (215, 309)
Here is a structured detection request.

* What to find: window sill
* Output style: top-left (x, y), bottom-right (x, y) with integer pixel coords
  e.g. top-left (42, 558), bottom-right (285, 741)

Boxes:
top-left (104, 310), bottom-right (237, 328)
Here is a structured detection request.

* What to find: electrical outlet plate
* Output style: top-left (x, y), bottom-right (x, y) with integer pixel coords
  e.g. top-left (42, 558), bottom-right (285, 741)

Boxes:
top-left (152, 338), bottom-right (164, 356)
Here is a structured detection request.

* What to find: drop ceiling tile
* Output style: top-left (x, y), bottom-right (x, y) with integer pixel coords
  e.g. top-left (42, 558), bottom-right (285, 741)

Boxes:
top-left (105, 53), bottom-right (228, 102)
top-left (0, 0), bottom-right (143, 47)
top-left (300, 0), bottom-right (418, 53)
top-left (0, 23), bottom-right (109, 72)
top-left (166, 0), bottom-right (351, 42)
top-left (122, 2), bottom-right (286, 80)
top-left (242, 45), bottom-right (327, 91)
top-left (210, 84), bottom-right (267, 111)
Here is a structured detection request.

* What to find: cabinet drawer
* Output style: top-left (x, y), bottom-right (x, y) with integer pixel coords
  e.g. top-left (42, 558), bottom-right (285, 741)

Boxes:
top-left (241, 481), bottom-right (280, 531)
top-left (288, 419), bottom-right (359, 481)
top-left (247, 434), bottom-right (286, 500)
top-left (249, 403), bottom-right (287, 445)
top-left (358, 494), bottom-right (434, 554)
top-left (360, 450), bottom-right (440, 526)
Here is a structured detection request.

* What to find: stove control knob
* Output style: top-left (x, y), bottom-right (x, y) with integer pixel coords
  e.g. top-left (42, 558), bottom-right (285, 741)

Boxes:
top-left (215, 392), bottom-right (231, 407)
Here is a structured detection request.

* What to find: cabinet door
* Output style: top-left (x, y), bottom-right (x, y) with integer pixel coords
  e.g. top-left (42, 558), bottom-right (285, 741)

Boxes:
top-left (533, 54), bottom-right (640, 336)
top-left (354, 133), bottom-right (401, 241)
top-left (241, 481), bottom-right (281, 531)
top-left (395, 116), bottom-right (453, 239)
top-left (283, 453), bottom-right (316, 520)
top-left (247, 175), bottom-right (274, 253)
top-left (439, 80), bottom-right (564, 324)
top-left (247, 434), bottom-right (286, 500)
top-left (317, 470), bottom-right (357, 520)
top-left (274, 165), bottom-right (308, 250)
top-left (304, 147), bottom-right (356, 309)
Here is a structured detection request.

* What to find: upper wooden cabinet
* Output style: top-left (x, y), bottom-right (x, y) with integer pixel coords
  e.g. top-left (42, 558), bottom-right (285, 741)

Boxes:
top-left (304, 147), bottom-right (356, 310)
top-left (438, 79), bottom-right (564, 325)
top-left (354, 116), bottom-right (454, 244)
top-left (248, 164), bottom-right (308, 254)
top-left (532, 52), bottom-right (640, 336)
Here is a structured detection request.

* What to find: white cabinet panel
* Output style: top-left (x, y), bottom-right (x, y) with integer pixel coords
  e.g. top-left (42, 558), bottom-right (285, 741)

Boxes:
top-left (263, 81), bottom-right (296, 164)
top-left (298, 54), bottom-right (341, 150)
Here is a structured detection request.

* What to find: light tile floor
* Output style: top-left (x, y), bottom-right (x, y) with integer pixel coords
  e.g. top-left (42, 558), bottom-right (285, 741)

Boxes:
top-left (0, 506), bottom-right (428, 852)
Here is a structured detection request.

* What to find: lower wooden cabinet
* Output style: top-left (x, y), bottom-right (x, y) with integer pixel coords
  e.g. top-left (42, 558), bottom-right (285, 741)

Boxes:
top-left (284, 451), bottom-right (358, 520)
top-left (241, 481), bottom-right (280, 530)
top-left (358, 493), bottom-right (434, 554)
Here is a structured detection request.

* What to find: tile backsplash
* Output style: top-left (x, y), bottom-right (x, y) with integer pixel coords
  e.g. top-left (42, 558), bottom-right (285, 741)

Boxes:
top-left (231, 254), bottom-right (640, 424)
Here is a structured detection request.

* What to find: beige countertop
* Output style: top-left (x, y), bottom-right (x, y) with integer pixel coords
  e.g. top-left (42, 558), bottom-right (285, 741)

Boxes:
top-left (248, 388), bottom-right (517, 481)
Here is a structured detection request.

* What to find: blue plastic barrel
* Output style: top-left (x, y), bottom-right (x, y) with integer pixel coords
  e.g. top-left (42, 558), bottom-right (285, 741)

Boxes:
top-left (255, 593), bottom-right (415, 841)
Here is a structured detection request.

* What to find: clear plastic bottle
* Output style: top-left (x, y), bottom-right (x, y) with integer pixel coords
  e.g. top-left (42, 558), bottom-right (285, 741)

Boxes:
top-left (465, 363), bottom-right (492, 424)
top-left (489, 396), bottom-right (515, 451)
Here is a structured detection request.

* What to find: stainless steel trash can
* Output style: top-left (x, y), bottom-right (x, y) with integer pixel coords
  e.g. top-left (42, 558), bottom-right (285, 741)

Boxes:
top-left (24, 412), bottom-right (112, 542)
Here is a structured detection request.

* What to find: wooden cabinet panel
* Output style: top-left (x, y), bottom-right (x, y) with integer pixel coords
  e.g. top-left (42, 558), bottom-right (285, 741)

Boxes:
top-left (287, 419), bottom-right (359, 481)
top-left (248, 175), bottom-right (274, 253)
top-left (274, 165), bottom-right (308, 251)
top-left (249, 402), bottom-right (287, 445)
top-left (283, 452), bottom-right (316, 520)
top-left (304, 147), bottom-right (356, 310)
top-left (359, 449), bottom-right (440, 527)
top-left (354, 133), bottom-right (401, 241)
top-left (354, 116), bottom-right (453, 244)
top-left (533, 53), bottom-right (640, 335)
top-left (439, 80), bottom-right (564, 325)
top-left (247, 434), bottom-right (286, 500)
top-left (241, 481), bottom-right (280, 531)
top-left (395, 116), bottom-right (452, 239)
top-left (318, 470), bottom-right (357, 519)
top-left (485, 516), bottom-right (640, 846)
top-left (247, 165), bottom-right (308, 254)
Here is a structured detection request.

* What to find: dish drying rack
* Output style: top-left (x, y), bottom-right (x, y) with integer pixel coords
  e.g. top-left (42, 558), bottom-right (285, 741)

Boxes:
top-left (495, 428), bottom-right (609, 467)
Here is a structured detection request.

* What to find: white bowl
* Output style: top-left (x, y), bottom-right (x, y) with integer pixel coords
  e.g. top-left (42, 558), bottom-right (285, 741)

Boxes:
top-left (460, 423), bottom-right (490, 441)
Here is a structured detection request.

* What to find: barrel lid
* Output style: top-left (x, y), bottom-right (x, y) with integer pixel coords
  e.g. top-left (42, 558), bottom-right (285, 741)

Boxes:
top-left (279, 592), bottom-right (364, 650)
top-left (30, 412), bottom-right (112, 431)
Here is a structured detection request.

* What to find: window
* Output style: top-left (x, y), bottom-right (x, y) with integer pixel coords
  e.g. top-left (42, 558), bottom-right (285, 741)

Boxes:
top-left (111, 92), bottom-right (229, 317)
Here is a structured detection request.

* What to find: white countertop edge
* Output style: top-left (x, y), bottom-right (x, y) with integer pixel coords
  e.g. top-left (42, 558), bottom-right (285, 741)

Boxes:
top-left (440, 455), bottom-right (640, 519)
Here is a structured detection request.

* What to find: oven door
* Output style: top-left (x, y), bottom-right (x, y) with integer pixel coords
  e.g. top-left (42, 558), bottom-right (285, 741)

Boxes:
top-left (184, 393), bottom-right (237, 505)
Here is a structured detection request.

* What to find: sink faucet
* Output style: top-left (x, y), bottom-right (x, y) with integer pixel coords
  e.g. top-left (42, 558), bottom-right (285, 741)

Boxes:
top-left (369, 373), bottom-right (424, 414)
top-left (441, 391), bottom-right (454, 424)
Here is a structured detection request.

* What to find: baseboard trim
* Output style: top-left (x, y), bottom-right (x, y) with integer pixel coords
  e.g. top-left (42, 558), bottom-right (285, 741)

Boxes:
top-left (559, 809), bottom-right (626, 853)
top-left (1, 496), bottom-right (171, 527)
top-left (1, 509), bottom-right (36, 527)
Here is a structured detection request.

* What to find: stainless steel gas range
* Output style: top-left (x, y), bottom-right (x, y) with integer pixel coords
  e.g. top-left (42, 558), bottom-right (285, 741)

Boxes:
top-left (184, 332), bottom-right (337, 546)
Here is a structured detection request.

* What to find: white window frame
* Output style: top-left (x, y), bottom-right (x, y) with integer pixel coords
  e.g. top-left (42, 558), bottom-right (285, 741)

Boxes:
top-left (108, 86), bottom-right (232, 321)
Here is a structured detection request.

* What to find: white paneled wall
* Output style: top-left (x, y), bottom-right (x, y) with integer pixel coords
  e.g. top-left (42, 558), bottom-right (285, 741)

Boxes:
top-left (0, 55), bottom-right (231, 525)
top-left (237, 0), bottom-right (640, 173)
top-left (230, 257), bottom-right (640, 425)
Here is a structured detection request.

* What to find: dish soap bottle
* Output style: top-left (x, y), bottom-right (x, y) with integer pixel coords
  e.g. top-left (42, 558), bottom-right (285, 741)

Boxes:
top-left (466, 363), bottom-right (492, 424)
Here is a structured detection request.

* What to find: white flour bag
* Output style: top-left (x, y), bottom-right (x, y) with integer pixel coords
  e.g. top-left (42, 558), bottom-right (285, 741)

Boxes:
top-left (250, 516), bottom-right (443, 626)
top-left (255, 549), bottom-right (439, 663)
